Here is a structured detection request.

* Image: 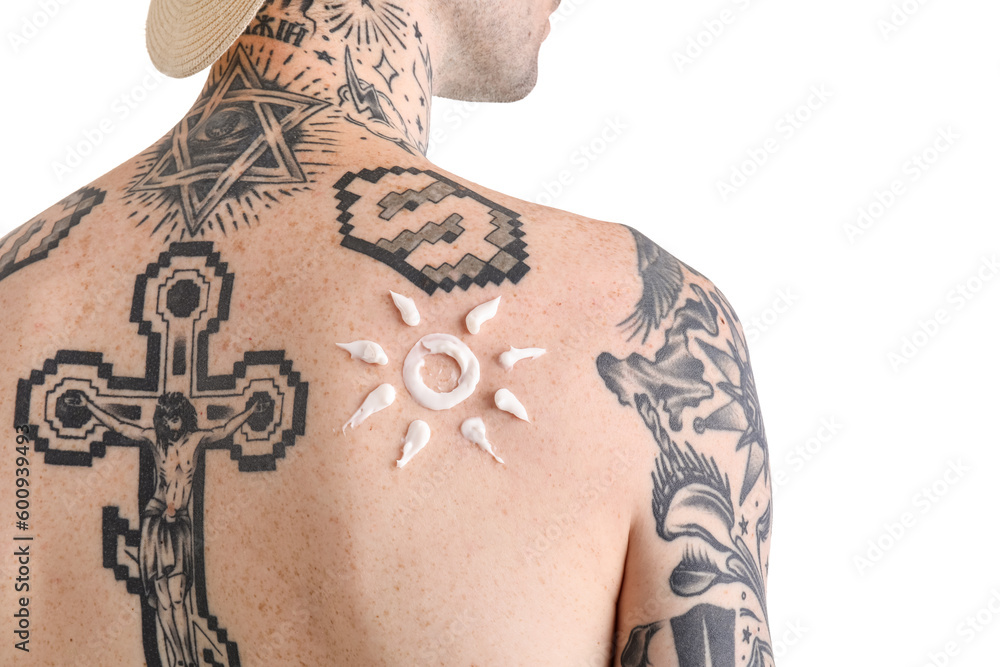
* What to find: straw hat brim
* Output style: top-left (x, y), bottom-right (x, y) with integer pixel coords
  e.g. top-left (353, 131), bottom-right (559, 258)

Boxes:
top-left (147, 0), bottom-right (269, 78)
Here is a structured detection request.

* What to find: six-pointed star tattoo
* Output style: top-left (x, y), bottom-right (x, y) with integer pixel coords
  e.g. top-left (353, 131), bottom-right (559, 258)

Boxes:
top-left (131, 44), bottom-right (330, 237)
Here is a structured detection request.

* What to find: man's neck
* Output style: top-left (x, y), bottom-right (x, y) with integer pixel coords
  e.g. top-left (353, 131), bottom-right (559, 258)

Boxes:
top-left (204, 0), bottom-right (435, 156)
top-left (129, 1), bottom-right (439, 241)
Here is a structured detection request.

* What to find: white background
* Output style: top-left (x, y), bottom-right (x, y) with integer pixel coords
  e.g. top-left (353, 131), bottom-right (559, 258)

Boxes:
top-left (3, 1), bottom-right (1000, 665)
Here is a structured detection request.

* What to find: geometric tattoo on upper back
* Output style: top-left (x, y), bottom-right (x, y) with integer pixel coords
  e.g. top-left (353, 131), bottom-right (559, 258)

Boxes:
top-left (128, 44), bottom-right (333, 241)
top-left (333, 166), bottom-right (530, 295)
top-left (15, 242), bottom-right (308, 667)
top-left (598, 227), bottom-right (773, 667)
top-left (0, 187), bottom-right (105, 284)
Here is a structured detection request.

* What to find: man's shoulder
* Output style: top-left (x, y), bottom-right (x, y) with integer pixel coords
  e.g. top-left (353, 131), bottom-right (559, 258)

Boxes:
top-left (1, 159), bottom-right (151, 283)
top-left (1, 186), bottom-right (109, 285)
top-left (427, 166), bottom-right (649, 272)
top-left (0, 159), bottom-right (734, 328)
top-left (433, 166), bottom-right (742, 339)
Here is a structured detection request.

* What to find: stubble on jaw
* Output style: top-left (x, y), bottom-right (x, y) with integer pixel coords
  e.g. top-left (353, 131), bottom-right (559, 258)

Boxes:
top-left (429, 1), bottom-right (546, 103)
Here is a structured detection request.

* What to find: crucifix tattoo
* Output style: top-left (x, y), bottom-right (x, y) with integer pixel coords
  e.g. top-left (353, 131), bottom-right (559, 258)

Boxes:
top-left (15, 242), bottom-right (309, 666)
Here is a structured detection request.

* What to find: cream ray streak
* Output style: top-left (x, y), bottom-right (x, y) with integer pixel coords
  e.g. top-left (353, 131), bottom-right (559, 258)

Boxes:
top-left (396, 420), bottom-right (431, 468)
top-left (499, 346), bottom-right (546, 370)
top-left (465, 296), bottom-right (501, 334)
top-left (336, 340), bottom-right (389, 365)
top-left (495, 389), bottom-right (530, 422)
top-left (343, 383), bottom-right (396, 433)
top-left (390, 290), bottom-right (420, 326)
top-left (461, 417), bottom-right (503, 464)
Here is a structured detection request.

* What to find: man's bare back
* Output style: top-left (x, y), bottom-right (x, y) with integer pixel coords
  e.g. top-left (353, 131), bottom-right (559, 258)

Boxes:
top-left (0, 2), bottom-right (773, 665)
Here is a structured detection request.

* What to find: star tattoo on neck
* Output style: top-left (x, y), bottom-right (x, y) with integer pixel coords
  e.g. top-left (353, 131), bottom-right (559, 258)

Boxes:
top-left (131, 45), bottom-right (330, 237)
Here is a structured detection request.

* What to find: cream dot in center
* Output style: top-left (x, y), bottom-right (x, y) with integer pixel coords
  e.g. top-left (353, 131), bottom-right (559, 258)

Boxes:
top-left (420, 353), bottom-right (461, 393)
top-left (403, 333), bottom-right (480, 411)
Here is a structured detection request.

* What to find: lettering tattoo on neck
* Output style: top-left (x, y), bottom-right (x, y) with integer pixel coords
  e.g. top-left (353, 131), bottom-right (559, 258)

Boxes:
top-left (249, 0), bottom-right (432, 153)
top-left (247, 0), bottom-right (317, 45)
top-left (598, 228), bottom-right (774, 667)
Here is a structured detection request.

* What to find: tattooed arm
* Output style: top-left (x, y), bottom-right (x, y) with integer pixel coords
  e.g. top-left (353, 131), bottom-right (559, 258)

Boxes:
top-left (598, 228), bottom-right (774, 667)
top-left (201, 396), bottom-right (272, 446)
top-left (65, 390), bottom-right (155, 446)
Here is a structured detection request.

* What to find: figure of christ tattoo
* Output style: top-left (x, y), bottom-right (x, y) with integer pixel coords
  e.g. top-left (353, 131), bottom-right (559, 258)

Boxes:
top-left (597, 228), bottom-right (773, 667)
top-left (333, 167), bottom-right (530, 295)
top-left (15, 243), bottom-right (308, 666)
top-left (0, 187), bottom-right (105, 284)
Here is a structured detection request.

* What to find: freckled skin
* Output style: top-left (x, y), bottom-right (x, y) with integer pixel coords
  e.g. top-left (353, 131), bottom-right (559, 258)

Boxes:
top-left (0, 2), bottom-right (772, 665)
